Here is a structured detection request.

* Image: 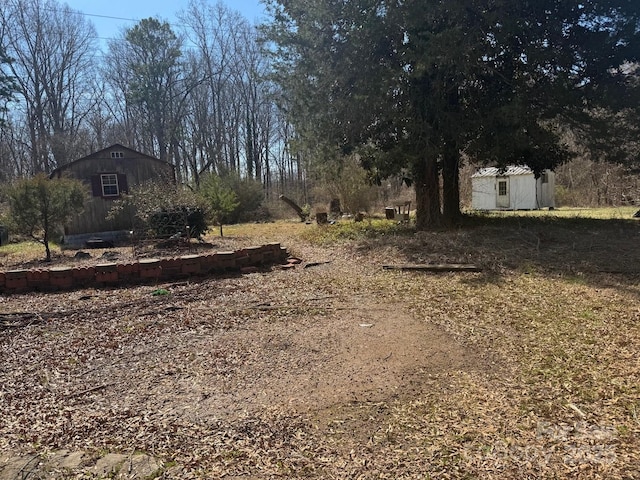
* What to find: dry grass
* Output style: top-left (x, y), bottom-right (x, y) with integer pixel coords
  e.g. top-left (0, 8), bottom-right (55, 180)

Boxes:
top-left (1, 209), bottom-right (639, 479)
top-left (469, 205), bottom-right (638, 220)
top-left (301, 210), bottom-right (640, 478)
top-left (400, 274), bottom-right (640, 478)
top-left (0, 241), bottom-right (47, 267)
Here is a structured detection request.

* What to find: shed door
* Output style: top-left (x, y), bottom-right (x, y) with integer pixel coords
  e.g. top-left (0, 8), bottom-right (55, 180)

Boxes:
top-left (496, 177), bottom-right (510, 208)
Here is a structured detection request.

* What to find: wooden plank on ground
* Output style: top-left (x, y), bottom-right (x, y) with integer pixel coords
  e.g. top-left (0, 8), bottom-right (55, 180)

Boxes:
top-left (382, 263), bottom-right (482, 272)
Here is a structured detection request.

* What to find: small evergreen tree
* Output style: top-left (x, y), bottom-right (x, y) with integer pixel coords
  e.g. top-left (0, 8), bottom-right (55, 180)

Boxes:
top-left (108, 181), bottom-right (207, 240)
top-left (6, 174), bottom-right (87, 261)
top-left (220, 173), bottom-right (265, 223)
top-left (198, 173), bottom-right (239, 237)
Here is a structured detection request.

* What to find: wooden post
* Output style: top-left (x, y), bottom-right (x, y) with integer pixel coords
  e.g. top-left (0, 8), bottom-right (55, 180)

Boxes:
top-left (316, 212), bottom-right (328, 224)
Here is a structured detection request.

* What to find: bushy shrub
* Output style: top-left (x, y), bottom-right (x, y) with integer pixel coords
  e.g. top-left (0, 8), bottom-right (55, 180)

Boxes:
top-left (221, 174), bottom-right (265, 223)
top-left (310, 154), bottom-right (380, 215)
top-left (148, 207), bottom-right (207, 238)
top-left (198, 173), bottom-right (239, 236)
top-left (109, 181), bottom-right (209, 239)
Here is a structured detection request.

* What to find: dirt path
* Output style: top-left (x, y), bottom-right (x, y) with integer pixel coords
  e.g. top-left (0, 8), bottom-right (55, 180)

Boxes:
top-left (255, 301), bottom-right (478, 410)
top-left (0, 260), bottom-right (485, 479)
top-left (189, 298), bottom-right (481, 419)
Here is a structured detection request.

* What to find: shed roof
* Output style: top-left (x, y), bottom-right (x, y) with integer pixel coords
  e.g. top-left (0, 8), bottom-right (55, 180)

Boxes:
top-left (50, 143), bottom-right (174, 178)
top-left (472, 165), bottom-right (534, 178)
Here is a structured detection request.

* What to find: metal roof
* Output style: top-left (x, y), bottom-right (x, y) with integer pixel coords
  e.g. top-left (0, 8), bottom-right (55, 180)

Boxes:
top-left (472, 166), bottom-right (534, 178)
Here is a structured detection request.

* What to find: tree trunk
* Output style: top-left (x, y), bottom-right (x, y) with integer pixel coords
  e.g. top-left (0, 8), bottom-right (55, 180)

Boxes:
top-left (44, 240), bottom-right (51, 262)
top-left (414, 156), bottom-right (441, 230)
top-left (442, 142), bottom-right (461, 225)
top-left (246, 111), bottom-right (254, 179)
top-left (43, 225), bottom-right (51, 262)
top-left (264, 135), bottom-right (271, 199)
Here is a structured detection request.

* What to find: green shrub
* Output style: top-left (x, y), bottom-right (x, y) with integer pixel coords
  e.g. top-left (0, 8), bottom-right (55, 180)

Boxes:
top-left (5, 173), bottom-right (87, 261)
top-left (148, 207), bottom-right (207, 238)
top-left (221, 174), bottom-right (265, 223)
top-left (198, 173), bottom-right (240, 236)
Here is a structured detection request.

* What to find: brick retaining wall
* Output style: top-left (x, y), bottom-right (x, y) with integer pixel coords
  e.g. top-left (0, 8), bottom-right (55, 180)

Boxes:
top-left (0, 243), bottom-right (288, 295)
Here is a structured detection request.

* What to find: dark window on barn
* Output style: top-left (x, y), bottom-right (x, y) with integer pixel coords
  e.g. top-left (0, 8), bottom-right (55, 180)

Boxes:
top-left (101, 174), bottom-right (119, 196)
top-left (541, 172), bottom-right (549, 184)
top-left (498, 180), bottom-right (508, 196)
top-left (91, 173), bottom-right (128, 198)
top-left (111, 151), bottom-right (124, 158)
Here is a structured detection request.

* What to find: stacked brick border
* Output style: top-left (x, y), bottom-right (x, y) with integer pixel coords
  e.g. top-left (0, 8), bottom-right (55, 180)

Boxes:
top-left (0, 243), bottom-right (288, 295)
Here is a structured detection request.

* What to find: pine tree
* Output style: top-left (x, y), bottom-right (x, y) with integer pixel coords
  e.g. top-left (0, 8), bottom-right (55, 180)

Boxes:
top-left (6, 174), bottom-right (87, 261)
top-left (198, 173), bottom-right (239, 237)
top-left (264, 0), bottom-right (640, 228)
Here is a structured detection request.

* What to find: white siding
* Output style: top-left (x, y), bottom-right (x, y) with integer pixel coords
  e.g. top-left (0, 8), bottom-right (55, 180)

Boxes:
top-left (536, 171), bottom-right (556, 208)
top-left (471, 166), bottom-right (555, 210)
top-left (509, 173), bottom-right (537, 209)
top-left (472, 175), bottom-right (496, 209)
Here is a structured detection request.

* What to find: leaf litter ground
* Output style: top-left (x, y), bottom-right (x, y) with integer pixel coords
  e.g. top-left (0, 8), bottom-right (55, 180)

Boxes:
top-left (1, 216), bottom-right (639, 479)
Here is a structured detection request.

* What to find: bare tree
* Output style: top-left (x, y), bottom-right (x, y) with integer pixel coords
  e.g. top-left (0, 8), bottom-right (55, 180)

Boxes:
top-left (103, 18), bottom-right (203, 182)
top-left (0, 0), bottom-right (99, 173)
top-left (179, 0), bottom-right (289, 199)
top-left (180, 1), bottom-right (254, 177)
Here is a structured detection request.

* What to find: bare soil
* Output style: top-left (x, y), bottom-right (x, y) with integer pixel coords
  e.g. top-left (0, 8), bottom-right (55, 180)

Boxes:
top-left (1, 216), bottom-right (639, 479)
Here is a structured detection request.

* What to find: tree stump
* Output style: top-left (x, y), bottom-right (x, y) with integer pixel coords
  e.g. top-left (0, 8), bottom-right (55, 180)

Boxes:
top-left (316, 212), bottom-right (328, 224)
top-left (330, 198), bottom-right (342, 216)
top-left (279, 195), bottom-right (307, 221)
top-left (385, 207), bottom-right (395, 220)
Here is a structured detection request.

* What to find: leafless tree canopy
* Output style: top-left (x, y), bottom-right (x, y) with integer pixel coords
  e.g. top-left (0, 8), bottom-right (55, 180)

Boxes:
top-left (0, 0), bottom-right (637, 210)
top-left (0, 0), bottom-right (305, 203)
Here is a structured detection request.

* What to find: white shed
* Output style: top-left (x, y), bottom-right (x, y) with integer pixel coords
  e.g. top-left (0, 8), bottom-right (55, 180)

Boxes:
top-left (471, 166), bottom-right (555, 210)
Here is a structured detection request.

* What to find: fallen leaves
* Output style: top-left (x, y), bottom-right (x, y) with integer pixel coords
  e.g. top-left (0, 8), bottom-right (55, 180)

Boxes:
top-left (1, 219), bottom-right (639, 478)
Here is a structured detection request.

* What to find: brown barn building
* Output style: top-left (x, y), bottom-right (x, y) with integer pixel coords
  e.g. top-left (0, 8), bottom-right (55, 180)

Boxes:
top-left (50, 144), bottom-right (175, 245)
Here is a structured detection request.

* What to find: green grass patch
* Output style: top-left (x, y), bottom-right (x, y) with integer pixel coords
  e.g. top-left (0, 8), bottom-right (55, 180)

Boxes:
top-left (299, 219), bottom-right (413, 245)
top-left (0, 240), bottom-right (45, 255)
top-left (0, 240), bottom-right (57, 265)
top-left (465, 207), bottom-right (638, 226)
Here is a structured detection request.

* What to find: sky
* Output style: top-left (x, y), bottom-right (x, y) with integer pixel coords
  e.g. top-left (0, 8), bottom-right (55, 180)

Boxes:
top-left (62, 0), bottom-right (267, 50)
